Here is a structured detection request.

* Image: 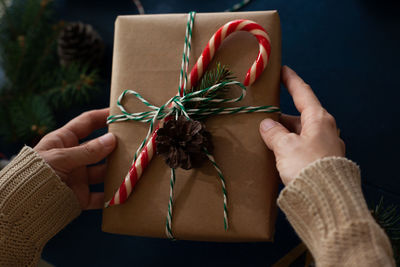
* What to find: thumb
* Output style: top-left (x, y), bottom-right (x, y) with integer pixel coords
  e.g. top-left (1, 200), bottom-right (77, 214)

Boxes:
top-left (62, 132), bottom-right (116, 168)
top-left (259, 118), bottom-right (290, 152)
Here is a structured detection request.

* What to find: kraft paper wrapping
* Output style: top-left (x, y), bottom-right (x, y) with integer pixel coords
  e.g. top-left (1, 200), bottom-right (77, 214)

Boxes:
top-left (102, 11), bottom-right (281, 242)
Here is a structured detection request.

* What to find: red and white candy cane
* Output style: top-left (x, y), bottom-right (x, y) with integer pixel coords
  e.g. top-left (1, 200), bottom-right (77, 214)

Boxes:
top-left (105, 19), bottom-right (271, 207)
top-left (185, 19), bottom-right (271, 93)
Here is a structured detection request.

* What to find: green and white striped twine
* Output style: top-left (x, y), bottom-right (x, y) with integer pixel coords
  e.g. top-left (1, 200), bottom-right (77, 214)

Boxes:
top-left (179, 11), bottom-right (195, 97)
top-left (205, 150), bottom-right (228, 230)
top-left (107, 81), bottom-right (280, 125)
top-left (108, 11), bottom-right (279, 239)
top-left (166, 168), bottom-right (176, 239)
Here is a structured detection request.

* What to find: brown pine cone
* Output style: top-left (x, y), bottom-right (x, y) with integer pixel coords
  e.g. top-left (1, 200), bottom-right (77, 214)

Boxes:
top-left (57, 22), bottom-right (104, 66)
top-left (155, 116), bottom-right (213, 170)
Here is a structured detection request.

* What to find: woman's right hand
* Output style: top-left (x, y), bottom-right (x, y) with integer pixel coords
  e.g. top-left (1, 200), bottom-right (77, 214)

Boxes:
top-left (34, 108), bottom-right (116, 210)
top-left (259, 66), bottom-right (345, 185)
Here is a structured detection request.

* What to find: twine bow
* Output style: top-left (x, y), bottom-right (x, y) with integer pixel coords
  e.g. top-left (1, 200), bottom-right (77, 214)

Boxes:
top-left (107, 81), bottom-right (279, 125)
top-left (106, 12), bottom-right (280, 239)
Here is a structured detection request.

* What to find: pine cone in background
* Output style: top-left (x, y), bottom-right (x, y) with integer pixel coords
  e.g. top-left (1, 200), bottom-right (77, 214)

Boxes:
top-left (57, 22), bottom-right (104, 67)
top-left (156, 116), bottom-right (213, 170)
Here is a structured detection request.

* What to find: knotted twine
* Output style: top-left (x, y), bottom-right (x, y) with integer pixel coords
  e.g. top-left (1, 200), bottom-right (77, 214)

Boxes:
top-left (107, 11), bottom-right (280, 239)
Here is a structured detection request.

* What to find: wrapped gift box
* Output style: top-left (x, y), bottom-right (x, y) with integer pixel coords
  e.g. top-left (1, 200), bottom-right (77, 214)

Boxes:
top-left (103, 10), bottom-right (281, 242)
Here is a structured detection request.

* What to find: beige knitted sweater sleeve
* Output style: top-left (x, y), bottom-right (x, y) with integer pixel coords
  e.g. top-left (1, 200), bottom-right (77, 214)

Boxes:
top-left (0, 148), bottom-right (395, 266)
top-left (278, 157), bottom-right (395, 266)
top-left (0, 146), bottom-right (81, 266)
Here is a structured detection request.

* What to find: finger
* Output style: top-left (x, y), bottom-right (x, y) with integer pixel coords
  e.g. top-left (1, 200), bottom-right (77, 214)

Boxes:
top-left (279, 114), bottom-right (302, 134)
top-left (62, 108), bottom-right (110, 140)
top-left (85, 192), bottom-right (105, 210)
top-left (40, 128), bottom-right (80, 150)
top-left (61, 132), bottom-right (117, 169)
top-left (34, 133), bottom-right (64, 151)
top-left (87, 164), bottom-right (107, 184)
top-left (281, 66), bottom-right (321, 113)
top-left (300, 107), bottom-right (338, 137)
top-left (259, 118), bottom-right (290, 152)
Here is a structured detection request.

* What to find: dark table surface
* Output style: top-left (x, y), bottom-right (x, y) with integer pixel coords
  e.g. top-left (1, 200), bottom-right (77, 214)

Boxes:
top-left (3, 0), bottom-right (400, 266)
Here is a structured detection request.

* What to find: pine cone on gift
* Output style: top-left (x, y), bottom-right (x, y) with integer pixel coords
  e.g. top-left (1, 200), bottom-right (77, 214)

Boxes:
top-left (57, 22), bottom-right (104, 66)
top-left (155, 116), bottom-right (213, 170)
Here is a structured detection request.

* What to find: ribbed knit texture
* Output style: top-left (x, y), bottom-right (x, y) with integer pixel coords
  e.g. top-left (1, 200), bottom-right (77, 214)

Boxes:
top-left (278, 157), bottom-right (395, 266)
top-left (0, 149), bottom-right (395, 266)
top-left (0, 146), bottom-right (81, 267)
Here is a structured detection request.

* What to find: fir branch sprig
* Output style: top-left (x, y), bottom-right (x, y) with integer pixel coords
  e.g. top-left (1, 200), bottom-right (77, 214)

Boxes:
top-left (8, 94), bottom-right (55, 143)
top-left (185, 62), bottom-right (235, 109)
top-left (0, 0), bottom-right (57, 93)
top-left (44, 63), bottom-right (100, 108)
top-left (0, 0), bottom-right (102, 145)
top-left (191, 62), bottom-right (235, 93)
top-left (371, 197), bottom-right (400, 265)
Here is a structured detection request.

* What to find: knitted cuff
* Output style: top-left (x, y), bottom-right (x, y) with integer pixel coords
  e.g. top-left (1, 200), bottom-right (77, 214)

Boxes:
top-left (0, 146), bottom-right (81, 266)
top-left (277, 157), bottom-right (394, 266)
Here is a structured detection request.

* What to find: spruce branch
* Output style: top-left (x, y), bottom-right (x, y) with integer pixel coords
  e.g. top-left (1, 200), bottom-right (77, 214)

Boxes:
top-left (26, 23), bottom-right (61, 92)
top-left (0, 0), bottom-right (102, 145)
top-left (32, 0), bottom-right (50, 29)
top-left (188, 62), bottom-right (234, 94)
top-left (44, 63), bottom-right (100, 108)
top-left (0, 0), bottom-right (58, 93)
top-left (0, 0), bottom-right (16, 36)
top-left (9, 94), bottom-right (55, 143)
top-left (10, 35), bottom-right (27, 87)
top-left (185, 62), bottom-right (235, 110)
top-left (371, 197), bottom-right (400, 265)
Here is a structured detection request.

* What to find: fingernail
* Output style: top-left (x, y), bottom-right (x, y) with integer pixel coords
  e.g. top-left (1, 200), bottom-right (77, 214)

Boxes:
top-left (99, 133), bottom-right (115, 147)
top-left (260, 119), bottom-right (277, 132)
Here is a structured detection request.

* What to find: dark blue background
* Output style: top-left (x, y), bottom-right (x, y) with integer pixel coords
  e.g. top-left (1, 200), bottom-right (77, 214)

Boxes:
top-left (5, 0), bottom-right (400, 266)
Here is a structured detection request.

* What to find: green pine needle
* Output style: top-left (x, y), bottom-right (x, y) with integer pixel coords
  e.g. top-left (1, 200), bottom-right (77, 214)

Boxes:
top-left (44, 63), bottom-right (100, 108)
top-left (0, 0), bottom-right (102, 145)
top-left (0, 0), bottom-right (58, 93)
top-left (185, 62), bottom-right (235, 110)
top-left (9, 95), bottom-right (55, 142)
top-left (192, 62), bottom-right (235, 93)
top-left (371, 197), bottom-right (400, 265)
